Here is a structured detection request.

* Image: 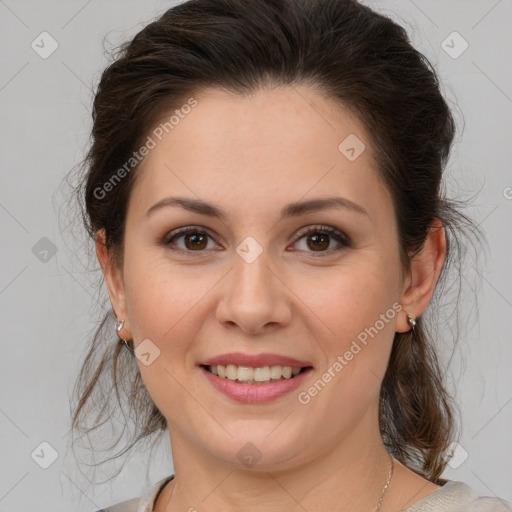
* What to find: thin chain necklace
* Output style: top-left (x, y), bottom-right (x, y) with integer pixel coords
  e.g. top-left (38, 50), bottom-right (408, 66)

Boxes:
top-left (165, 454), bottom-right (395, 511)
top-left (375, 453), bottom-right (394, 511)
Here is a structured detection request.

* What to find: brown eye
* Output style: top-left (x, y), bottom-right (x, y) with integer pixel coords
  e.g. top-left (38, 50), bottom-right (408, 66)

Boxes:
top-left (183, 232), bottom-right (208, 250)
top-left (306, 232), bottom-right (330, 251)
top-left (164, 227), bottom-right (217, 253)
top-left (293, 225), bottom-right (350, 255)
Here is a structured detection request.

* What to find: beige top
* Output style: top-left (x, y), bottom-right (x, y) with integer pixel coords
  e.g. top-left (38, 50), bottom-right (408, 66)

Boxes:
top-left (97, 475), bottom-right (512, 512)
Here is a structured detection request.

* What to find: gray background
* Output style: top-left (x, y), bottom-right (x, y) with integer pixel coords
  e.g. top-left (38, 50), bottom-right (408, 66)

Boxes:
top-left (1, 0), bottom-right (511, 510)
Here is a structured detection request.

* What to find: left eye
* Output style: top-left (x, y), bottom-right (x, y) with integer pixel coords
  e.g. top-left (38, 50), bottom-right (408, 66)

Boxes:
top-left (292, 225), bottom-right (350, 254)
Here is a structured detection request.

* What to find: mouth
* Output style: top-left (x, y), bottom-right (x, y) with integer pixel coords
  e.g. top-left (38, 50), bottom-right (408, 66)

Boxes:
top-left (200, 364), bottom-right (313, 385)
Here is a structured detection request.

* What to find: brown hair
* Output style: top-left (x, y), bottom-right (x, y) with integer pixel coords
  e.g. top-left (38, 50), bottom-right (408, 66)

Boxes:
top-left (69, 0), bottom-right (481, 482)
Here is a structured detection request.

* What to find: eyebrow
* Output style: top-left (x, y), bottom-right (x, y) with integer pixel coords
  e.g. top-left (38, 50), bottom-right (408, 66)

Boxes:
top-left (145, 195), bottom-right (369, 220)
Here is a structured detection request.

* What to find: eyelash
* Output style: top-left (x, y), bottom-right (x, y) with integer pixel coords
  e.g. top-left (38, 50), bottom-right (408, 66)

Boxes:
top-left (162, 225), bottom-right (351, 256)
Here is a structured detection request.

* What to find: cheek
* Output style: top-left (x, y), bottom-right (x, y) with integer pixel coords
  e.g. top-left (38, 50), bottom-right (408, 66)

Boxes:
top-left (298, 255), bottom-right (400, 338)
top-left (122, 257), bottom-right (209, 415)
top-left (121, 253), bottom-right (223, 402)
top-left (296, 253), bottom-right (400, 402)
top-left (123, 249), bottom-right (210, 342)
top-left (301, 277), bottom-right (398, 434)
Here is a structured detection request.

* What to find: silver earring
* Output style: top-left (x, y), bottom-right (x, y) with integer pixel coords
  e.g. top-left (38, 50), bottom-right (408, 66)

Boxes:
top-left (407, 314), bottom-right (416, 333)
top-left (115, 319), bottom-right (128, 346)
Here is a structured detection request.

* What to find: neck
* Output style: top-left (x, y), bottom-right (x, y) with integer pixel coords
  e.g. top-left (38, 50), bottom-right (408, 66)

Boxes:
top-left (157, 405), bottom-right (396, 512)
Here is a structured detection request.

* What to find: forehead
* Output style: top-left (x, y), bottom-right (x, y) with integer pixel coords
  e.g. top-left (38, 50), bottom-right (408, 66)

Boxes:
top-left (128, 85), bottom-right (392, 224)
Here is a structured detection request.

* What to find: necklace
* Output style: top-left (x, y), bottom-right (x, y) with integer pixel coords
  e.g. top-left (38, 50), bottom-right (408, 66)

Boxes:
top-left (165, 454), bottom-right (395, 512)
top-left (375, 453), bottom-right (394, 511)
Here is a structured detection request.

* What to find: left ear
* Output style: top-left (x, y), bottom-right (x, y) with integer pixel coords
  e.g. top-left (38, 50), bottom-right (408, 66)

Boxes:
top-left (396, 217), bottom-right (447, 333)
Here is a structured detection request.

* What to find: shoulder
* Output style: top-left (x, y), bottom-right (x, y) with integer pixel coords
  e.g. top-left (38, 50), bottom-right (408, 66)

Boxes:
top-left (403, 480), bottom-right (512, 511)
top-left (94, 475), bottom-right (174, 512)
top-left (95, 496), bottom-right (139, 512)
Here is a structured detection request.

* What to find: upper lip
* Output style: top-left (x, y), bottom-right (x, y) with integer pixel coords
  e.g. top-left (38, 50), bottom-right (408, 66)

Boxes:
top-left (200, 352), bottom-right (313, 368)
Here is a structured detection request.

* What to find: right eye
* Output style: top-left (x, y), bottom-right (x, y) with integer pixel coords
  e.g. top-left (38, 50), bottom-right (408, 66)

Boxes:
top-left (163, 226), bottom-right (221, 253)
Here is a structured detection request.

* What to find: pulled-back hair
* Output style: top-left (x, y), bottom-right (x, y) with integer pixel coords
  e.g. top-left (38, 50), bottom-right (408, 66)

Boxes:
top-left (70, 0), bottom-right (481, 483)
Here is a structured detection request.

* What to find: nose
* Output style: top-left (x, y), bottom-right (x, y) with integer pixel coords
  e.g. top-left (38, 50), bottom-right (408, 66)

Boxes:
top-left (215, 246), bottom-right (292, 335)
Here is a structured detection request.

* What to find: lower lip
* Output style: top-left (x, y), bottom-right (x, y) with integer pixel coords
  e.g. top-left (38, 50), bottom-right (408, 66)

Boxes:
top-left (200, 366), bottom-right (313, 403)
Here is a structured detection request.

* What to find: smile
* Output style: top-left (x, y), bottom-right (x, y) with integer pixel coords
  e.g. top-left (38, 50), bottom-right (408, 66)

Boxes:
top-left (203, 364), bottom-right (307, 384)
top-left (200, 365), bottom-right (314, 403)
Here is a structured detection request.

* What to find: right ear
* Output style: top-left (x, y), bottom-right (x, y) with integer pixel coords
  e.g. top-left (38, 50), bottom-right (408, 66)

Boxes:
top-left (95, 229), bottom-right (132, 340)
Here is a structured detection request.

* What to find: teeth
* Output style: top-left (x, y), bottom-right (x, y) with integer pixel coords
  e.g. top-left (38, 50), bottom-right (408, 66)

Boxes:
top-left (208, 364), bottom-right (304, 384)
top-left (226, 364), bottom-right (237, 380)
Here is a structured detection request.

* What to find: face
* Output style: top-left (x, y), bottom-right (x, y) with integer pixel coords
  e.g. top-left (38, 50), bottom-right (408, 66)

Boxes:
top-left (102, 85), bottom-right (419, 470)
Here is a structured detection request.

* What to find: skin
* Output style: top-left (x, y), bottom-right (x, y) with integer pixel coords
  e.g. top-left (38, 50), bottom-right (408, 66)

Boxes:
top-left (97, 85), bottom-right (447, 511)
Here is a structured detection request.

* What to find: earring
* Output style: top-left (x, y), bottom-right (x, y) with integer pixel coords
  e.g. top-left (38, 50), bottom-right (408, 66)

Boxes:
top-left (115, 319), bottom-right (129, 347)
top-left (406, 314), bottom-right (416, 333)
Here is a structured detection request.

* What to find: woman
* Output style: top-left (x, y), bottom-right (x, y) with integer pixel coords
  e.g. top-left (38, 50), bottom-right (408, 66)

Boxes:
top-left (71, 0), bottom-right (512, 510)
